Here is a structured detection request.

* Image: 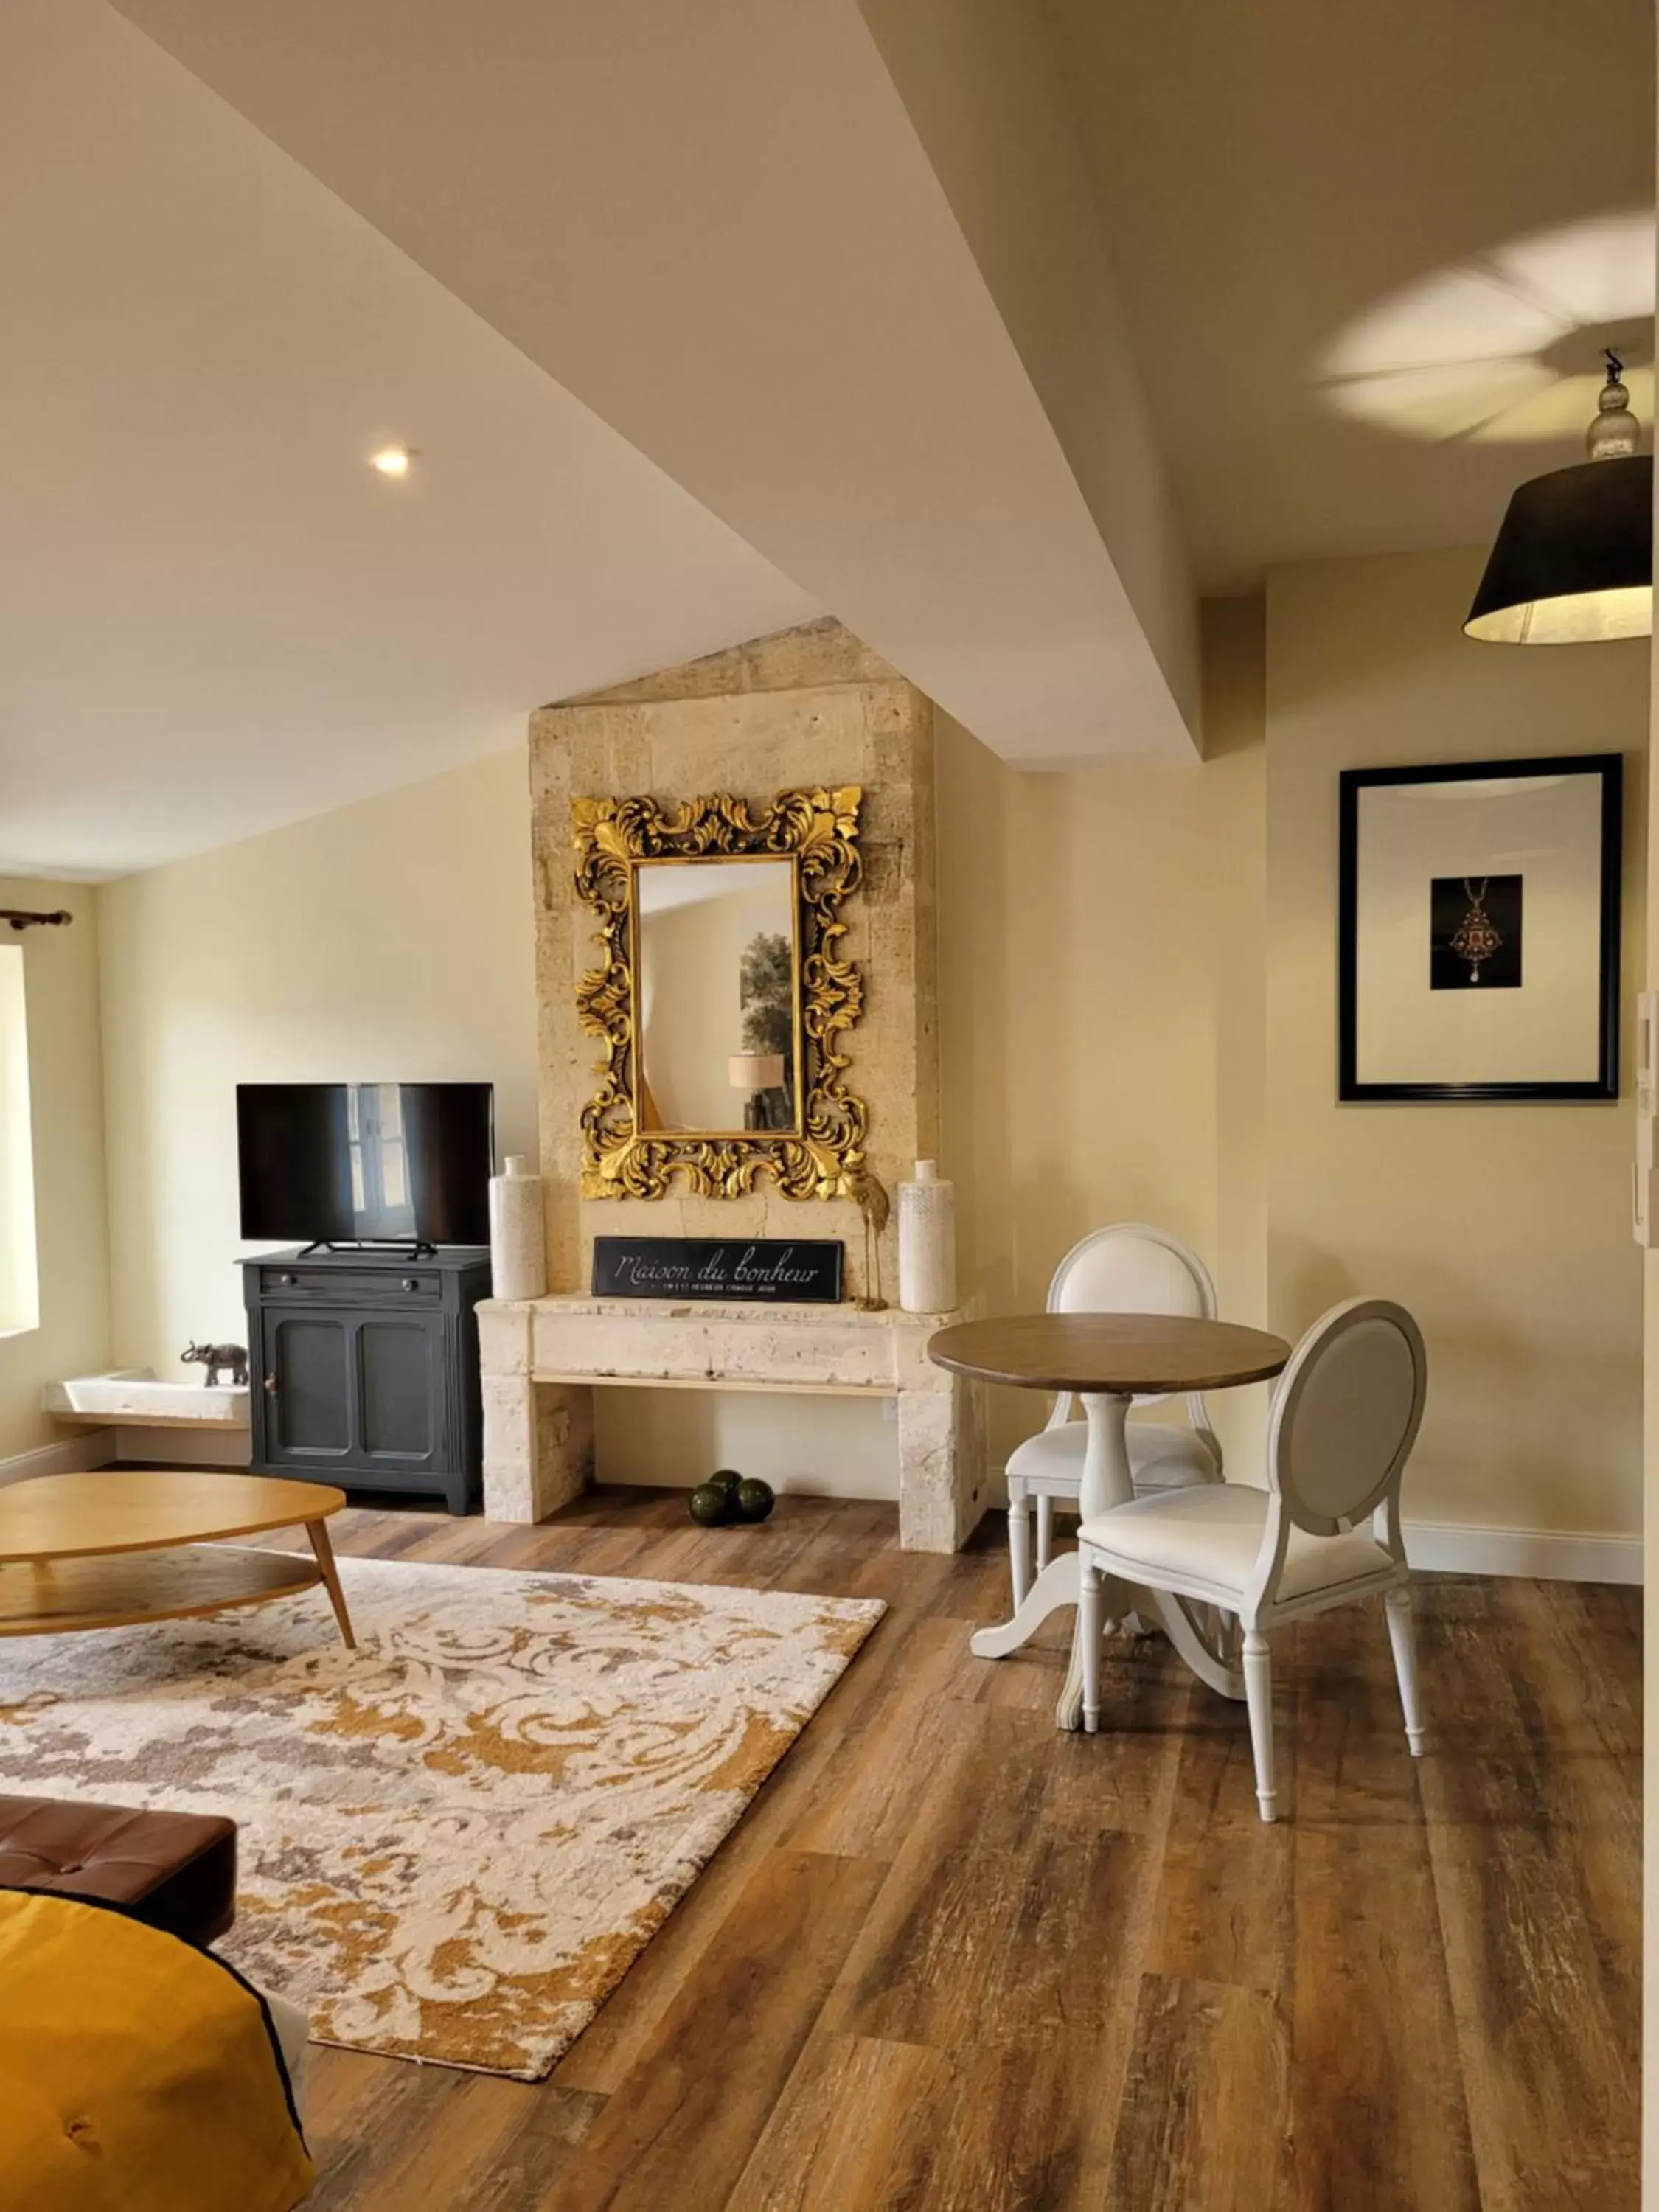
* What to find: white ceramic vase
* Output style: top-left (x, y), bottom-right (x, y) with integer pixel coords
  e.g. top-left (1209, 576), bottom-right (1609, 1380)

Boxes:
top-left (897, 1158), bottom-right (956, 1314)
top-left (488, 1155), bottom-right (547, 1301)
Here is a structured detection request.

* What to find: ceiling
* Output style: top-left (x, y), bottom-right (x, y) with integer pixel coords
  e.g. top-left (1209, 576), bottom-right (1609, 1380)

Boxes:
top-left (1046, 0), bottom-right (1657, 591)
top-left (4, 0), bottom-right (1653, 877)
top-left (108, 0), bottom-right (1203, 778)
top-left (0, 0), bottom-right (818, 877)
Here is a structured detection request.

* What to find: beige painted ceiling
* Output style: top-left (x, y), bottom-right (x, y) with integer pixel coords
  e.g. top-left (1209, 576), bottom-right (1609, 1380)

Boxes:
top-left (5, 0), bottom-right (1652, 877)
top-left (108, 0), bottom-right (1203, 778)
top-left (12, 0), bottom-right (1206, 880)
top-left (1046, 0), bottom-right (1657, 591)
top-left (0, 0), bottom-right (818, 877)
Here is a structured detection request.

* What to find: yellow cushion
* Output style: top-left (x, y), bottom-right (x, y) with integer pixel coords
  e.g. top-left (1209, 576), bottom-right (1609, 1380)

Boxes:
top-left (0, 1890), bottom-right (313, 2212)
top-left (1079, 1482), bottom-right (1395, 1601)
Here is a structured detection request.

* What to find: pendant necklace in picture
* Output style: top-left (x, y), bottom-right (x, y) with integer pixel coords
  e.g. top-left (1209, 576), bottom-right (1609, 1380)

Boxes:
top-left (1450, 876), bottom-right (1502, 983)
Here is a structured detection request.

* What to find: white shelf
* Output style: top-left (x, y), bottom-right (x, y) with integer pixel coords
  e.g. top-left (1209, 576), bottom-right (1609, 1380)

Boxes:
top-left (44, 1368), bottom-right (250, 1432)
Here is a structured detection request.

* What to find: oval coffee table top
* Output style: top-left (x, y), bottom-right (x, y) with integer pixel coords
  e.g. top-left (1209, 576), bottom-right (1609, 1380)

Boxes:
top-left (0, 1470), bottom-right (347, 1564)
top-left (928, 1312), bottom-right (1291, 1396)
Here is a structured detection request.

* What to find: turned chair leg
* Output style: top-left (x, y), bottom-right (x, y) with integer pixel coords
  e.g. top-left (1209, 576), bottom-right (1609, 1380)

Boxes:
top-left (1385, 1586), bottom-right (1426, 1756)
top-left (1241, 1627), bottom-right (1276, 1822)
top-left (1007, 1488), bottom-right (1032, 1608)
top-left (1035, 1492), bottom-right (1054, 1574)
top-left (1079, 1558), bottom-right (1103, 1734)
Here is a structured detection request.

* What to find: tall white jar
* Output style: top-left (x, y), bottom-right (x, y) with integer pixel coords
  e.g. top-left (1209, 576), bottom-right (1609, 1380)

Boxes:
top-left (488, 1155), bottom-right (547, 1301)
top-left (897, 1158), bottom-right (956, 1314)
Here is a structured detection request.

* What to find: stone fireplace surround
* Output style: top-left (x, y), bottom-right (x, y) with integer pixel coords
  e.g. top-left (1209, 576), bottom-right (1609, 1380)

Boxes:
top-left (479, 1295), bottom-right (984, 1552)
top-left (479, 619), bottom-right (987, 1551)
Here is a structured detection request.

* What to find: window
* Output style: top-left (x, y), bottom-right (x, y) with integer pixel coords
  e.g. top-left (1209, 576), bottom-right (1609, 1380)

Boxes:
top-left (0, 945), bottom-right (39, 1334)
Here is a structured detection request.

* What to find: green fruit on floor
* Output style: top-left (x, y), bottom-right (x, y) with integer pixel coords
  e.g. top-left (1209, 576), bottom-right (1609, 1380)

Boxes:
top-left (706, 1468), bottom-right (744, 1498)
top-left (689, 1482), bottom-right (735, 1528)
top-left (734, 1477), bottom-right (776, 1524)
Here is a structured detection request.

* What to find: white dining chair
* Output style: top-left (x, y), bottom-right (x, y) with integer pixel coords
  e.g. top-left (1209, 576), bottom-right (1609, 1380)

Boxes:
top-left (1076, 1296), bottom-right (1427, 1821)
top-left (1003, 1223), bottom-right (1222, 1608)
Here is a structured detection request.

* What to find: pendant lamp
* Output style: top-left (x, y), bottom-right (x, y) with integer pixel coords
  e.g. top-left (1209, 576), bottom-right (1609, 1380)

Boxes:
top-left (1464, 351), bottom-right (1652, 644)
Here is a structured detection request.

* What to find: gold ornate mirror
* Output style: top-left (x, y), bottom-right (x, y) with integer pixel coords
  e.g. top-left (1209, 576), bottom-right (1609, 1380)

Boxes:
top-left (571, 787), bottom-right (868, 1199)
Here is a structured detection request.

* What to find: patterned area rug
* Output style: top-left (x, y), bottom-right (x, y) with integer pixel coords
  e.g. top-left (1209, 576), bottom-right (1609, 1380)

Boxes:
top-left (0, 1555), bottom-right (883, 2079)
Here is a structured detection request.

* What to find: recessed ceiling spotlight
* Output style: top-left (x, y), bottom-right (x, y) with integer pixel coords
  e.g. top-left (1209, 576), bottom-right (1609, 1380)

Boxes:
top-left (370, 445), bottom-right (413, 478)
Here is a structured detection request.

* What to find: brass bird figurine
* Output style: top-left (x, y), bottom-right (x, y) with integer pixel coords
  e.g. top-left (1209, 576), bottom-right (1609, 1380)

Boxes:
top-left (841, 1164), bottom-right (891, 1310)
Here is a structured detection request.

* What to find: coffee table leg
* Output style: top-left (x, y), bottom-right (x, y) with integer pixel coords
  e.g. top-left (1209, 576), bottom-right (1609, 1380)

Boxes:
top-left (305, 1520), bottom-right (356, 1649)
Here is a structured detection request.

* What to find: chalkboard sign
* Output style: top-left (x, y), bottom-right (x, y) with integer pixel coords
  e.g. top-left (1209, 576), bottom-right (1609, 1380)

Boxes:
top-left (591, 1237), bottom-right (844, 1304)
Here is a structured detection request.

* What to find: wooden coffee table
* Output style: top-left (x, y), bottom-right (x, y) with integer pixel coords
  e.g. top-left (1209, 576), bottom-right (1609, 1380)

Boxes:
top-left (0, 1471), bottom-right (355, 1647)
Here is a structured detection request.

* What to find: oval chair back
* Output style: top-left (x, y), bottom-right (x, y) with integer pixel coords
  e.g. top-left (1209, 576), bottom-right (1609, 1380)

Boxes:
top-left (1266, 1298), bottom-right (1427, 1557)
top-left (1077, 1295), bottom-right (1432, 1817)
top-left (1046, 1223), bottom-right (1217, 1432)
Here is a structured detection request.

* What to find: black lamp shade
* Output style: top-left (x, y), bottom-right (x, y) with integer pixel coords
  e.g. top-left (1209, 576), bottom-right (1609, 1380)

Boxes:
top-left (1464, 453), bottom-right (1652, 643)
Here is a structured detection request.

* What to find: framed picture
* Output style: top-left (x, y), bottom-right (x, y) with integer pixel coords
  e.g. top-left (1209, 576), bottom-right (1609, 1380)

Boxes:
top-left (1338, 754), bottom-right (1622, 1102)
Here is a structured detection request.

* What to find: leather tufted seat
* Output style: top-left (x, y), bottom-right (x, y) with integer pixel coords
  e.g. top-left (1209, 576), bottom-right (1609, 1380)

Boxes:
top-left (0, 1793), bottom-right (237, 1946)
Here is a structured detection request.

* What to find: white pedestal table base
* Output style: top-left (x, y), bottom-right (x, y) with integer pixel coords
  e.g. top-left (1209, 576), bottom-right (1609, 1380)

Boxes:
top-left (969, 1389), bottom-right (1244, 1729)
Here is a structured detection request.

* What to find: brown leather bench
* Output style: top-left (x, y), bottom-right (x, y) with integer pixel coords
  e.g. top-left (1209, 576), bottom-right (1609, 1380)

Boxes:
top-left (0, 1792), bottom-right (237, 1946)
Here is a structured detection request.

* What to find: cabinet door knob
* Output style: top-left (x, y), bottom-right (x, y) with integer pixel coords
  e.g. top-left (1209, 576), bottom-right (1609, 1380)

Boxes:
top-left (278, 1273), bottom-right (296, 1286)
top-left (264, 1374), bottom-right (279, 1394)
top-left (403, 1276), bottom-right (419, 1292)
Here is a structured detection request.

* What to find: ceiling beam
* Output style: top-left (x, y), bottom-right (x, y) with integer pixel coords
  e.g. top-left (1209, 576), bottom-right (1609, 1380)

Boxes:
top-left (860, 0), bottom-right (1200, 737)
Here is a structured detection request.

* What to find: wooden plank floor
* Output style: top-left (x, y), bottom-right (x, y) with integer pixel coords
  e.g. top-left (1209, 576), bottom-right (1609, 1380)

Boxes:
top-left (285, 1489), bottom-right (1640, 2212)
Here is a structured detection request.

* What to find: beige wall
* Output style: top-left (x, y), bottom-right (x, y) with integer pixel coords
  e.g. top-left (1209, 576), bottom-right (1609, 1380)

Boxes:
top-left (1267, 549), bottom-right (1646, 1537)
top-left (98, 751), bottom-right (536, 1377)
top-left (0, 945), bottom-right (37, 1334)
top-left (86, 557), bottom-right (1645, 1544)
top-left (89, 726), bottom-right (908, 1503)
top-left (601, 672), bottom-right (1242, 1502)
top-left (941, 552), bottom-right (1645, 1545)
top-left (0, 876), bottom-right (111, 1458)
top-left (936, 599), bottom-right (1267, 1472)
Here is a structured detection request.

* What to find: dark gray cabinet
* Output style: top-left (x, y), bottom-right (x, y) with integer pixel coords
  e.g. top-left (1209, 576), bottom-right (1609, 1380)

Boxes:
top-left (244, 1248), bottom-right (491, 1514)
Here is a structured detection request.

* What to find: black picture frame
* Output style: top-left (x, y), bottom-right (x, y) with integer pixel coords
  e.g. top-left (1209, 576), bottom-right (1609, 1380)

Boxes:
top-left (1338, 754), bottom-right (1622, 1103)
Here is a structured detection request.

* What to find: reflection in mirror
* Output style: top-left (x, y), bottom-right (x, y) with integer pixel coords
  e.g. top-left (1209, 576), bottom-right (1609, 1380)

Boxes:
top-left (636, 858), bottom-right (798, 1133)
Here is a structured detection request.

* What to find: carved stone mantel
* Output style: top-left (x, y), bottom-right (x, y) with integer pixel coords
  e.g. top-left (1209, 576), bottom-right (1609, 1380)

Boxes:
top-left (479, 1296), bottom-right (985, 1553)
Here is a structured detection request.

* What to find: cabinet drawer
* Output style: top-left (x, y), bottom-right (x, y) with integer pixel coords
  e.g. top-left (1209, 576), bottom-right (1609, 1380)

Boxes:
top-left (258, 1266), bottom-right (442, 1304)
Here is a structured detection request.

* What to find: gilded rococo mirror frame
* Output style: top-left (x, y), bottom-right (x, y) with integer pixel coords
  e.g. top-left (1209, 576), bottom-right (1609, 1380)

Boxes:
top-left (571, 786), bottom-right (868, 1200)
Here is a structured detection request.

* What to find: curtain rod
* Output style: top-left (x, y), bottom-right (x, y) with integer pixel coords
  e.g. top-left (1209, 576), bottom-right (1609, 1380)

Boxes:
top-left (1, 908), bottom-right (72, 931)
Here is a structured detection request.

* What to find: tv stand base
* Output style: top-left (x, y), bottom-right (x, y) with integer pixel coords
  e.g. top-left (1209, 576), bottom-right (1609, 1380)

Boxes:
top-left (296, 1239), bottom-right (440, 1259)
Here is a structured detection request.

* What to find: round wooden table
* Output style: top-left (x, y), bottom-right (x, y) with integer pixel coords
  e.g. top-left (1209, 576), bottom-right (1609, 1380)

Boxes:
top-left (0, 1471), bottom-right (356, 1647)
top-left (929, 1313), bottom-right (1290, 1729)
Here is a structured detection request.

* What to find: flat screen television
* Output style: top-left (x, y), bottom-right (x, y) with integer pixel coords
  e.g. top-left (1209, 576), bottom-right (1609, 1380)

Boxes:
top-left (237, 1082), bottom-right (495, 1248)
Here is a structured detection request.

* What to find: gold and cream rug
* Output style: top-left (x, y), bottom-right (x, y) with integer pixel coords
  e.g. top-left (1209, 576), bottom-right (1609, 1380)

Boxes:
top-left (0, 1556), bottom-right (883, 2079)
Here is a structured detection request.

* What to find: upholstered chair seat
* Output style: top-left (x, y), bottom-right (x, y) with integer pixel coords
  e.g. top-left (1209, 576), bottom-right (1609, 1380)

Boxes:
top-left (1009, 1416), bottom-right (1219, 1499)
top-left (1077, 1483), bottom-right (1395, 1605)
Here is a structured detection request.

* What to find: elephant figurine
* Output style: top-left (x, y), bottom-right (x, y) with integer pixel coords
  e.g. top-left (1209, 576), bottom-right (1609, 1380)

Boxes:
top-left (182, 1340), bottom-right (250, 1388)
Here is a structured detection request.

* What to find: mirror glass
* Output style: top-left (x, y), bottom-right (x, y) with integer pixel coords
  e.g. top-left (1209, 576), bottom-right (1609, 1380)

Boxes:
top-left (635, 858), bottom-right (799, 1133)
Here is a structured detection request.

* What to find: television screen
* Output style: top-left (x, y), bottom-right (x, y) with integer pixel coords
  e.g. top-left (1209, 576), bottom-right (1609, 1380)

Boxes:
top-left (237, 1083), bottom-right (495, 1245)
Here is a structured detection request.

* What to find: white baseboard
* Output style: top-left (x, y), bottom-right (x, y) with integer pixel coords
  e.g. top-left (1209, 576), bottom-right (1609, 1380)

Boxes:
top-left (1402, 1520), bottom-right (1641, 1585)
top-left (0, 1431), bottom-right (118, 1488)
top-left (983, 1464), bottom-right (1641, 1585)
